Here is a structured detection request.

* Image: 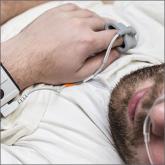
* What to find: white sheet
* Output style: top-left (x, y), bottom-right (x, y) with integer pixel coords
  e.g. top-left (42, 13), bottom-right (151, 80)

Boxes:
top-left (1, 1), bottom-right (164, 164)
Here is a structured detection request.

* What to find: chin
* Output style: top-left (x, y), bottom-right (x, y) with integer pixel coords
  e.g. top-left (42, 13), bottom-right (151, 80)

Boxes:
top-left (129, 145), bottom-right (150, 165)
top-left (133, 144), bottom-right (164, 165)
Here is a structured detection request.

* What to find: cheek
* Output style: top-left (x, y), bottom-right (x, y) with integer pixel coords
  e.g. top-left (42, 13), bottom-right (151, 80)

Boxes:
top-left (135, 137), bottom-right (164, 165)
top-left (135, 145), bottom-right (150, 164)
top-left (150, 136), bottom-right (165, 165)
top-left (135, 80), bottom-right (153, 93)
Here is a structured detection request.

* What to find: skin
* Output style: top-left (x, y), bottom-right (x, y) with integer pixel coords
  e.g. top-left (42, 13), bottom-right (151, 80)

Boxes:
top-left (109, 64), bottom-right (165, 165)
top-left (1, 3), bottom-right (123, 91)
top-left (0, 0), bottom-right (47, 25)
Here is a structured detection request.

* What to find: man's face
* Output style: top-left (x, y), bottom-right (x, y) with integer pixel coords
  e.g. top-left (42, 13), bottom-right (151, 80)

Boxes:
top-left (109, 64), bottom-right (164, 165)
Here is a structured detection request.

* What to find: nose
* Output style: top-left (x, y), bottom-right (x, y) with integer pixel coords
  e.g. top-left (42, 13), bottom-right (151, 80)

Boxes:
top-left (150, 100), bottom-right (164, 137)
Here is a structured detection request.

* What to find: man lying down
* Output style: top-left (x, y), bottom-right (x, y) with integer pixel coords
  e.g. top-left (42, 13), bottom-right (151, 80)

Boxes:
top-left (1, 1), bottom-right (164, 165)
top-left (109, 64), bottom-right (164, 164)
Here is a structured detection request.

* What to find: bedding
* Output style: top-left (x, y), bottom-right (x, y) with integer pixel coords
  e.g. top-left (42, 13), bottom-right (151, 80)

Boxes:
top-left (1, 1), bottom-right (164, 164)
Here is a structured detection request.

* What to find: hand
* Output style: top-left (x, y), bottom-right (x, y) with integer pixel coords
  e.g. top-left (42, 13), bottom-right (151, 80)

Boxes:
top-left (1, 3), bottom-right (122, 91)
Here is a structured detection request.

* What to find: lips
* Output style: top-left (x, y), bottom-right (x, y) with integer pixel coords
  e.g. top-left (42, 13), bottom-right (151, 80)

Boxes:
top-left (128, 88), bottom-right (149, 121)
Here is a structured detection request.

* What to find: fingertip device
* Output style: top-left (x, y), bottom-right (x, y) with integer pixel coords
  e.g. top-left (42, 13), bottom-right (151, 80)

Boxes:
top-left (105, 21), bottom-right (137, 53)
top-left (84, 21), bottom-right (137, 82)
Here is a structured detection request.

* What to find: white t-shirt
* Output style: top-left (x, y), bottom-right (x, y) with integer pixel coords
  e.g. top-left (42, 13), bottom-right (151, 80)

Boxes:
top-left (1, 1), bottom-right (164, 164)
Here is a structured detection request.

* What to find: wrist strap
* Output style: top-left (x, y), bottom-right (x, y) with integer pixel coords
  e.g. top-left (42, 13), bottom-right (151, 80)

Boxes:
top-left (1, 63), bottom-right (20, 91)
top-left (1, 63), bottom-right (20, 117)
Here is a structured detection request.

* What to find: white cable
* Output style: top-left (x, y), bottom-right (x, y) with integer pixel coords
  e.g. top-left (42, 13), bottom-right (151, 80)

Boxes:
top-left (143, 115), bottom-right (154, 165)
top-left (3, 34), bottom-right (120, 115)
top-left (143, 94), bottom-right (165, 165)
top-left (11, 85), bottom-right (112, 143)
top-left (16, 33), bottom-right (119, 105)
top-left (16, 86), bottom-right (64, 105)
top-left (83, 33), bottom-right (119, 82)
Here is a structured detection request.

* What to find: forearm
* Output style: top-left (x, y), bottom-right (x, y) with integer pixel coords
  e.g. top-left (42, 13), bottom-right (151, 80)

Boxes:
top-left (1, 37), bottom-right (35, 91)
top-left (0, 0), bottom-right (47, 25)
top-left (1, 3), bottom-right (123, 91)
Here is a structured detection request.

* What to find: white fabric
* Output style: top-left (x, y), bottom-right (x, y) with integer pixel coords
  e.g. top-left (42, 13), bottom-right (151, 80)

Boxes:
top-left (1, 1), bottom-right (164, 164)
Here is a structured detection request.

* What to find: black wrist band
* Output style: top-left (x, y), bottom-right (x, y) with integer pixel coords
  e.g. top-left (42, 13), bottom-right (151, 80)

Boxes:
top-left (1, 63), bottom-right (20, 91)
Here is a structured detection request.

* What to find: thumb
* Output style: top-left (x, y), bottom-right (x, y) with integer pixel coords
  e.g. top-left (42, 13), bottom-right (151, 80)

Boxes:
top-left (76, 49), bottom-right (119, 80)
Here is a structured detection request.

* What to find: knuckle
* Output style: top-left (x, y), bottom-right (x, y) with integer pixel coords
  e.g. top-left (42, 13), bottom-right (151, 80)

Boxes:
top-left (61, 3), bottom-right (78, 10)
top-left (81, 34), bottom-right (95, 45)
top-left (77, 33), bottom-right (95, 54)
top-left (72, 18), bottom-right (83, 26)
top-left (65, 3), bottom-right (78, 8)
top-left (81, 9), bottom-right (95, 16)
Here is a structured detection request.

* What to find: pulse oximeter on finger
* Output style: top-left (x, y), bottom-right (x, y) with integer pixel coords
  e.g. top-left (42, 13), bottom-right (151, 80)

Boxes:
top-left (84, 21), bottom-right (137, 82)
top-left (105, 21), bottom-right (137, 53)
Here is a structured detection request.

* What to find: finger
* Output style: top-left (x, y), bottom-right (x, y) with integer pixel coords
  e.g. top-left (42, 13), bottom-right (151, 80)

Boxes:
top-left (71, 8), bottom-right (98, 18)
top-left (113, 37), bottom-right (123, 47)
top-left (84, 16), bottom-right (106, 31)
top-left (91, 30), bottom-right (124, 53)
top-left (76, 49), bottom-right (120, 80)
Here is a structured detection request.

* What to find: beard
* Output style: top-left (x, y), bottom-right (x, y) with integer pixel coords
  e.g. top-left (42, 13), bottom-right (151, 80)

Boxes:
top-left (108, 63), bottom-right (165, 164)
